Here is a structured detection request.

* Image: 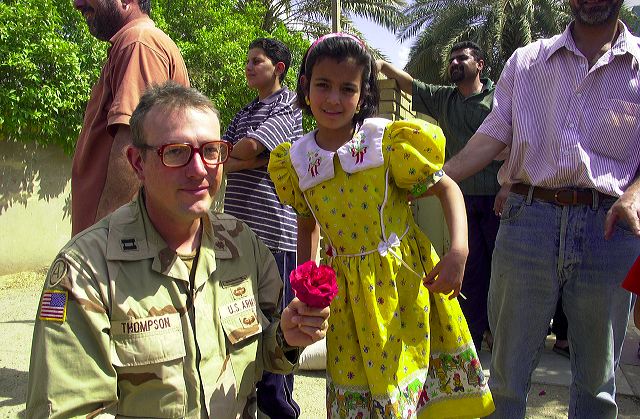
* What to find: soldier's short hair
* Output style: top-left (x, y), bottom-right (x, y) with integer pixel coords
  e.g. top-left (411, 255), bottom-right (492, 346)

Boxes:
top-left (131, 81), bottom-right (219, 147)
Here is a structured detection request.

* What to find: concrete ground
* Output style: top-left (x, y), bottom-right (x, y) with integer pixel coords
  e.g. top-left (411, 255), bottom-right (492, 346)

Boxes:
top-left (2, 271), bottom-right (640, 418)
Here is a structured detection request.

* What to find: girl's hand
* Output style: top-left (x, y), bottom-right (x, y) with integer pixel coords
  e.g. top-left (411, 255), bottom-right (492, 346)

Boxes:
top-left (423, 249), bottom-right (467, 299)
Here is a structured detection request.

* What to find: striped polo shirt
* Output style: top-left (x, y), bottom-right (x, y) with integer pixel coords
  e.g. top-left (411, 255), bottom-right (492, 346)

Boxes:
top-left (223, 88), bottom-right (302, 252)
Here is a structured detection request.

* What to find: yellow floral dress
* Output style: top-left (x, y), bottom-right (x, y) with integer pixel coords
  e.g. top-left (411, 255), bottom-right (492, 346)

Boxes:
top-left (269, 118), bottom-right (494, 418)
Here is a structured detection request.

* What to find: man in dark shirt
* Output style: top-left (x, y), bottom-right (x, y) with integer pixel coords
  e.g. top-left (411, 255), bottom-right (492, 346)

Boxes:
top-left (378, 42), bottom-right (499, 350)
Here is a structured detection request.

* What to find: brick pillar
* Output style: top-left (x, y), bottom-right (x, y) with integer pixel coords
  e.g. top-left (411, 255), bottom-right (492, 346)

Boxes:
top-left (376, 76), bottom-right (450, 256)
top-left (377, 78), bottom-right (416, 121)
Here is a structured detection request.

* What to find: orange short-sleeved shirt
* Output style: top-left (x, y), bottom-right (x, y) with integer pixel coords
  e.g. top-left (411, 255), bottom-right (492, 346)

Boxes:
top-left (71, 17), bottom-right (189, 235)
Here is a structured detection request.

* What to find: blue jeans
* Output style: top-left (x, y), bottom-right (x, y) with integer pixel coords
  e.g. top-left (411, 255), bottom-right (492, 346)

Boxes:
top-left (256, 250), bottom-right (300, 418)
top-left (488, 193), bottom-right (638, 419)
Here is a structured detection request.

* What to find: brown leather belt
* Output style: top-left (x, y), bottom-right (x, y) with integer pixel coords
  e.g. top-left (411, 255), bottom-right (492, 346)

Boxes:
top-left (511, 183), bottom-right (615, 206)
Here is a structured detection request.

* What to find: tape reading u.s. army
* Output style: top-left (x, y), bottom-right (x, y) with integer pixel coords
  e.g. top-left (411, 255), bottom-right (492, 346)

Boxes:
top-left (219, 296), bottom-right (257, 319)
top-left (112, 313), bottom-right (181, 337)
top-left (219, 295), bottom-right (261, 344)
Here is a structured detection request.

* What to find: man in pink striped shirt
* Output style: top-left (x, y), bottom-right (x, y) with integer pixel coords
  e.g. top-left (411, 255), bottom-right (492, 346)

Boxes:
top-left (442, 1), bottom-right (640, 417)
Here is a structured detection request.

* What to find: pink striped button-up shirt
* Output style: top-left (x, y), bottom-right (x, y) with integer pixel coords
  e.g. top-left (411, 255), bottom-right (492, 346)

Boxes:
top-left (478, 22), bottom-right (640, 197)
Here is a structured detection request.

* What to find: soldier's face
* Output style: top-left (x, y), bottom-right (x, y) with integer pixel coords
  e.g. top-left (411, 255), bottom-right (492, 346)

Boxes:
top-left (569, 0), bottom-right (622, 25)
top-left (133, 106), bottom-right (223, 227)
top-left (73, 0), bottom-right (124, 41)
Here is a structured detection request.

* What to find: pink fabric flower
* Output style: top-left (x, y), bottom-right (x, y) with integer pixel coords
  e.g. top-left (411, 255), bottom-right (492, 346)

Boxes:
top-left (289, 261), bottom-right (338, 308)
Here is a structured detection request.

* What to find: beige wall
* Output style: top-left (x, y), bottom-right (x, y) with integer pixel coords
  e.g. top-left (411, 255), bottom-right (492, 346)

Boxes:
top-left (0, 140), bottom-right (72, 275)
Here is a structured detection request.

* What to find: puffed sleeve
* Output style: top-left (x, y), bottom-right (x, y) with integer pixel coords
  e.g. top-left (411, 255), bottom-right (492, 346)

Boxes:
top-left (268, 143), bottom-right (312, 217)
top-left (385, 119), bottom-right (446, 198)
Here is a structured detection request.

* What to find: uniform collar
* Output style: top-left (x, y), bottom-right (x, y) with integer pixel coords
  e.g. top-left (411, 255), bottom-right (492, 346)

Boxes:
top-left (106, 190), bottom-right (165, 262)
top-left (105, 190), bottom-right (240, 283)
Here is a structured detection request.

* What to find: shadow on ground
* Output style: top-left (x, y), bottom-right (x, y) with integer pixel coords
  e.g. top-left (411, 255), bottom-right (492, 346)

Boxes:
top-left (0, 367), bottom-right (27, 407)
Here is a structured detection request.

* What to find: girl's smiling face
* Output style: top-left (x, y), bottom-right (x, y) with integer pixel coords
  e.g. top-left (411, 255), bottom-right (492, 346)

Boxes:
top-left (307, 57), bottom-right (363, 142)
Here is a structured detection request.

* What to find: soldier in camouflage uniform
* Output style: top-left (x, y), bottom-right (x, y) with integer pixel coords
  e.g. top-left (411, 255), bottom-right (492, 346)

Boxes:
top-left (26, 82), bottom-right (330, 419)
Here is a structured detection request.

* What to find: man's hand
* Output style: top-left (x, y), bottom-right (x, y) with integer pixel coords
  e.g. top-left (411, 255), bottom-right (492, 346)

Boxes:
top-left (280, 298), bottom-right (329, 347)
top-left (493, 183), bottom-right (511, 216)
top-left (423, 248), bottom-right (467, 299)
top-left (604, 187), bottom-right (640, 239)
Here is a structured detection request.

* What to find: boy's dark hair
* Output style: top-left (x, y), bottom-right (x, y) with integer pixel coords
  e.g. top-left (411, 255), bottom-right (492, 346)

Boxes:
top-left (249, 38), bottom-right (292, 83)
top-left (297, 36), bottom-right (379, 126)
top-left (450, 41), bottom-right (484, 62)
top-left (131, 81), bottom-right (218, 148)
top-left (138, 0), bottom-right (151, 14)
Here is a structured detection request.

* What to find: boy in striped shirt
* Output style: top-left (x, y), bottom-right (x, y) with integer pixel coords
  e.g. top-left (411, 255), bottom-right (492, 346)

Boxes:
top-left (223, 38), bottom-right (303, 418)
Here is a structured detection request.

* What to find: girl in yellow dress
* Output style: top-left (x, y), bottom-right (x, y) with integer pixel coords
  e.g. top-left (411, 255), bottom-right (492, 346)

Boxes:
top-left (269, 33), bottom-right (494, 418)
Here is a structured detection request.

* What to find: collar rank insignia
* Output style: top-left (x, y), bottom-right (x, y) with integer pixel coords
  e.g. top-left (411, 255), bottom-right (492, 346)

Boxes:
top-left (121, 238), bottom-right (138, 252)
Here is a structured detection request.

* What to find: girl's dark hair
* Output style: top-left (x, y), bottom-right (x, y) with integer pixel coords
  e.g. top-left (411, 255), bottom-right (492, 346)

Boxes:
top-left (296, 36), bottom-right (379, 126)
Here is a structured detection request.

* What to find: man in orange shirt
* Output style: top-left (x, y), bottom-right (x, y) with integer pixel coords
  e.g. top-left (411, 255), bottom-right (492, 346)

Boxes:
top-left (71, 0), bottom-right (189, 235)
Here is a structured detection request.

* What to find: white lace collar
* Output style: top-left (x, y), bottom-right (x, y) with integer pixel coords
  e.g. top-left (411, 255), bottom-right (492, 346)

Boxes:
top-left (289, 118), bottom-right (389, 191)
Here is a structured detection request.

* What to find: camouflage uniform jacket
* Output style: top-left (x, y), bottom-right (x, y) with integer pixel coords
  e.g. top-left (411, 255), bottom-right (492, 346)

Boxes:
top-left (26, 194), bottom-right (299, 418)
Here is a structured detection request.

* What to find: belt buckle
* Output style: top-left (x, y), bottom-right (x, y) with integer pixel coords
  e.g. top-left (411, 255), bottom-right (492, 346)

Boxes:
top-left (553, 189), bottom-right (578, 205)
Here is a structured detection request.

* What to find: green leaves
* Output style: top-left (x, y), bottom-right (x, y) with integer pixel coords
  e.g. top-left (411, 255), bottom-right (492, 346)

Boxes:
top-left (250, 0), bottom-right (405, 40)
top-left (155, 0), bottom-right (309, 131)
top-left (400, 0), bottom-right (637, 84)
top-left (399, 1), bottom-right (570, 84)
top-left (1, 0), bottom-right (310, 152)
top-left (0, 0), bottom-right (103, 152)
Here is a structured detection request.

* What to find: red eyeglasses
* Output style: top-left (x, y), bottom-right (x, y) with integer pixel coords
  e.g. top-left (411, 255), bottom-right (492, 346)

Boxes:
top-left (141, 141), bottom-right (233, 168)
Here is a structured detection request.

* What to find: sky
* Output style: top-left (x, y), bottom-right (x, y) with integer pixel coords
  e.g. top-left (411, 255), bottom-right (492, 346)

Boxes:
top-left (355, 0), bottom-right (640, 68)
top-left (353, 16), bottom-right (410, 68)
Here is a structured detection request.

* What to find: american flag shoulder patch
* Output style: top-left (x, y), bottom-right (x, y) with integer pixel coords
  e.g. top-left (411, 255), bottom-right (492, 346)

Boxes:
top-left (40, 290), bottom-right (68, 322)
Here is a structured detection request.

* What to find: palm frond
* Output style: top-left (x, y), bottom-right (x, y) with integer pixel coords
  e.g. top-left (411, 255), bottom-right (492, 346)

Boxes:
top-left (401, 0), bottom-right (582, 83)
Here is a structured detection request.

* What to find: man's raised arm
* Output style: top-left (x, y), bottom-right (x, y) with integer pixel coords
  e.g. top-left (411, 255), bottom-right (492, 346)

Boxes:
top-left (376, 60), bottom-right (414, 94)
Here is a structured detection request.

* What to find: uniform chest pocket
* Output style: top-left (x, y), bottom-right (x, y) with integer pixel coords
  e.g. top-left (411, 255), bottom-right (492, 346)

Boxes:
top-left (219, 277), bottom-right (270, 346)
top-left (110, 313), bottom-right (186, 418)
top-left (587, 99), bottom-right (640, 162)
